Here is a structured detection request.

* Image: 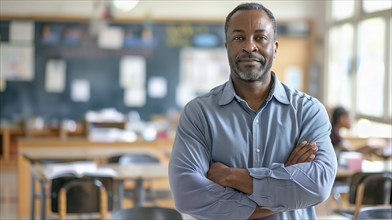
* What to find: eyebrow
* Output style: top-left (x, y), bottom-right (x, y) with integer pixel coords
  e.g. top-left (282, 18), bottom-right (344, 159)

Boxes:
top-left (231, 29), bottom-right (267, 34)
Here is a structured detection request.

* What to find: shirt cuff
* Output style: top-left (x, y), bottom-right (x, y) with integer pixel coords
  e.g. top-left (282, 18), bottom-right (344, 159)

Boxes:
top-left (248, 163), bottom-right (292, 180)
top-left (247, 163), bottom-right (292, 212)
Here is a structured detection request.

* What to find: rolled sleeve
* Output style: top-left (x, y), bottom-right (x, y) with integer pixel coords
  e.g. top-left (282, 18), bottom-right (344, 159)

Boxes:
top-left (248, 160), bottom-right (336, 212)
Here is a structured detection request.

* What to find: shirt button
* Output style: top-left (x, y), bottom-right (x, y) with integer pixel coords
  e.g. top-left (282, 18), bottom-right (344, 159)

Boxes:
top-left (256, 148), bottom-right (260, 153)
top-left (256, 119), bottom-right (259, 123)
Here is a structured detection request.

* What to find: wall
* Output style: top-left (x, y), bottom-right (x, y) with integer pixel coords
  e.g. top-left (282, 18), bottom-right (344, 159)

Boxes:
top-left (0, 1), bottom-right (327, 123)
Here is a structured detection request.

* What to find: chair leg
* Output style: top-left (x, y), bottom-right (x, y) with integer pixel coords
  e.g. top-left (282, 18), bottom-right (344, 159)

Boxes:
top-left (59, 188), bottom-right (67, 220)
top-left (100, 187), bottom-right (108, 220)
top-left (353, 183), bottom-right (365, 220)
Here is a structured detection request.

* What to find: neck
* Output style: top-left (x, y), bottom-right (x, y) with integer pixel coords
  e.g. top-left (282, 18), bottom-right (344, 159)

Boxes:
top-left (231, 73), bottom-right (272, 111)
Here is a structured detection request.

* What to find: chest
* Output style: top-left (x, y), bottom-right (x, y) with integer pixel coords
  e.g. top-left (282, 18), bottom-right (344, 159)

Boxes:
top-left (208, 109), bottom-right (300, 168)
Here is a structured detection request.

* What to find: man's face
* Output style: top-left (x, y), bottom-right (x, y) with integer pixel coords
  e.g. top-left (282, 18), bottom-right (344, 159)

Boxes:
top-left (225, 9), bottom-right (278, 82)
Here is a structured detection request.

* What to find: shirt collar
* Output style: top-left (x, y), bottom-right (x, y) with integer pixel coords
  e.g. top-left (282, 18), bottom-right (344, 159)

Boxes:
top-left (218, 72), bottom-right (290, 106)
top-left (271, 72), bottom-right (290, 105)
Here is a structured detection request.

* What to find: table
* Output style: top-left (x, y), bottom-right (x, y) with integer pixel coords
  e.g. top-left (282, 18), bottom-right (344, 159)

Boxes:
top-left (30, 161), bottom-right (168, 220)
top-left (17, 140), bottom-right (173, 220)
top-left (336, 159), bottom-right (392, 178)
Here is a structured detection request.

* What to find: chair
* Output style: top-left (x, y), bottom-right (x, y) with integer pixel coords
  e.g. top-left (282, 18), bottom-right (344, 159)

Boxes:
top-left (335, 172), bottom-right (383, 218)
top-left (357, 207), bottom-right (392, 220)
top-left (50, 176), bottom-right (114, 220)
top-left (108, 153), bottom-right (160, 165)
top-left (353, 173), bottom-right (392, 219)
top-left (108, 153), bottom-right (171, 205)
top-left (31, 159), bottom-right (91, 220)
top-left (111, 206), bottom-right (183, 220)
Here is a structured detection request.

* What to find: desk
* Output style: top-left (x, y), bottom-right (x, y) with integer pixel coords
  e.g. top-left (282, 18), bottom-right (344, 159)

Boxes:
top-left (30, 162), bottom-right (168, 220)
top-left (336, 159), bottom-right (392, 178)
top-left (17, 138), bottom-right (173, 219)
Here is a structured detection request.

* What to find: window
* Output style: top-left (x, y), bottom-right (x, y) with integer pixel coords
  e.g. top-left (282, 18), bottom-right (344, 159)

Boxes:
top-left (331, 0), bottom-right (355, 20)
top-left (363, 0), bottom-right (392, 13)
top-left (356, 17), bottom-right (385, 117)
top-left (326, 0), bottom-right (391, 137)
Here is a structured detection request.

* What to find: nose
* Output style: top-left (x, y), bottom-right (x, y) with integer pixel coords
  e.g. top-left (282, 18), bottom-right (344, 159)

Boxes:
top-left (242, 40), bottom-right (258, 53)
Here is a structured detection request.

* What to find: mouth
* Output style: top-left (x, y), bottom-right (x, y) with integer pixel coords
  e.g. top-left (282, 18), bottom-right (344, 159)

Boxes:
top-left (236, 54), bottom-right (264, 65)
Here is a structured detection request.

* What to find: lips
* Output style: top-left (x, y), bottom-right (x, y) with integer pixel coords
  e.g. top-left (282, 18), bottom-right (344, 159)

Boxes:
top-left (236, 54), bottom-right (265, 65)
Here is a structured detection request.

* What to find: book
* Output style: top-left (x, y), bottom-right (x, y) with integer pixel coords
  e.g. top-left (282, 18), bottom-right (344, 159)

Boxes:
top-left (42, 161), bottom-right (116, 179)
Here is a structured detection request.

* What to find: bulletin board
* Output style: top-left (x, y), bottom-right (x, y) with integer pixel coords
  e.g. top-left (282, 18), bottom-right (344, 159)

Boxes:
top-left (0, 19), bottom-right (226, 122)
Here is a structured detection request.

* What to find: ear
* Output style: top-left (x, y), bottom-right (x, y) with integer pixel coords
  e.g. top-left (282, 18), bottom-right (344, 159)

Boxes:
top-left (274, 40), bottom-right (279, 58)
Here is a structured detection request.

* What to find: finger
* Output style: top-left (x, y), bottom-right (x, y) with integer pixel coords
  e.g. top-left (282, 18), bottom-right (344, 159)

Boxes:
top-left (297, 142), bottom-right (318, 163)
top-left (292, 141), bottom-right (308, 155)
top-left (286, 141), bottom-right (307, 164)
top-left (292, 142), bottom-right (318, 164)
top-left (290, 143), bottom-right (312, 164)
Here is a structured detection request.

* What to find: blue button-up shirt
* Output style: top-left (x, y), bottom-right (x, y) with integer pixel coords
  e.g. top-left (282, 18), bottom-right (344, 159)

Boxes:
top-left (169, 73), bottom-right (337, 220)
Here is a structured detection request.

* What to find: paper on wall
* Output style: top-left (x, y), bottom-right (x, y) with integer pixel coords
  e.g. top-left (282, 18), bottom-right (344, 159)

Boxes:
top-left (45, 59), bottom-right (66, 93)
top-left (0, 43), bottom-right (34, 81)
top-left (284, 66), bottom-right (303, 91)
top-left (10, 21), bottom-right (34, 42)
top-left (97, 26), bottom-right (124, 49)
top-left (148, 76), bottom-right (167, 98)
top-left (119, 55), bottom-right (146, 88)
top-left (71, 79), bottom-right (90, 102)
top-left (124, 86), bottom-right (146, 107)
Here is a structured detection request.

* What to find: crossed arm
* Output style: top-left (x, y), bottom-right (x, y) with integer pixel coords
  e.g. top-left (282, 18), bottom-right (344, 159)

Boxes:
top-left (207, 141), bottom-right (318, 219)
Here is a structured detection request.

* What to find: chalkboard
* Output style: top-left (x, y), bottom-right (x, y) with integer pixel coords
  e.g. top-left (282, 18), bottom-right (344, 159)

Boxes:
top-left (0, 19), bottom-right (225, 123)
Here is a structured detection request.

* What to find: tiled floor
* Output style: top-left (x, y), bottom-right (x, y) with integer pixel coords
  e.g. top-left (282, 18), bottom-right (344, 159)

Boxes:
top-left (1, 165), bottom-right (349, 220)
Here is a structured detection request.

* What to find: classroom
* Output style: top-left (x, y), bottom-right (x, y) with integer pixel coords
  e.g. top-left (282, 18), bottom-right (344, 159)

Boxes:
top-left (0, 1), bottom-right (391, 220)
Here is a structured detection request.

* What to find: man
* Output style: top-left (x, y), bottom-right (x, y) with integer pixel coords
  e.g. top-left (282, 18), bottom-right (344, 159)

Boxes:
top-left (169, 2), bottom-right (337, 219)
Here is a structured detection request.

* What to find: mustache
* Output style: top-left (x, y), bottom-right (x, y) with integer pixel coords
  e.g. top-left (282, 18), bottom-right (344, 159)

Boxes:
top-left (236, 53), bottom-right (265, 64)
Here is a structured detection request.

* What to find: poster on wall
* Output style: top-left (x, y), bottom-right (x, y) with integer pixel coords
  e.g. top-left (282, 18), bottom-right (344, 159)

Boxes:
top-left (119, 55), bottom-right (146, 88)
top-left (178, 47), bottom-right (229, 106)
top-left (10, 21), bottom-right (34, 42)
top-left (71, 79), bottom-right (90, 102)
top-left (45, 59), bottom-right (66, 93)
top-left (98, 26), bottom-right (124, 49)
top-left (124, 86), bottom-right (146, 107)
top-left (0, 44), bottom-right (34, 81)
top-left (148, 76), bottom-right (167, 98)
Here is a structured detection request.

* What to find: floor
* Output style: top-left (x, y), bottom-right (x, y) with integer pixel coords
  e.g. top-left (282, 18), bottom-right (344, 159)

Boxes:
top-left (0, 164), bottom-right (349, 220)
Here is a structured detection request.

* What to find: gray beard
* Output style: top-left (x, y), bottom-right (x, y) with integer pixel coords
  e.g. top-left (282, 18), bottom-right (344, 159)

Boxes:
top-left (235, 67), bottom-right (264, 82)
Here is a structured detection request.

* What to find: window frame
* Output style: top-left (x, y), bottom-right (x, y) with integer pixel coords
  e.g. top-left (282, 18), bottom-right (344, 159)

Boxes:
top-left (325, 0), bottom-right (391, 124)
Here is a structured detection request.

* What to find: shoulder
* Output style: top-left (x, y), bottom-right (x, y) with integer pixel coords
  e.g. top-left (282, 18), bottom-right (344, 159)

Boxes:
top-left (184, 82), bottom-right (227, 111)
top-left (279, 83), bottom-right (322, 109)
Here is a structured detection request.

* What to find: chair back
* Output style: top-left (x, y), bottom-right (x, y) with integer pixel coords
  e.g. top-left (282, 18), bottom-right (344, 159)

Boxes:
top-left (108, 153), bottom-right (160, 165)
top-left (357, 207), bottom-right (392, 220)
top-left (348, 172), bottom-right (383, 204)
top-left (359, 173), bottom-right (392, 205)
top-left (353, 173), bottom-right (392, 219)
top-left (111, 207), bottom-right (183, 220)
top-left (51, 176), bottom-right (114, 213)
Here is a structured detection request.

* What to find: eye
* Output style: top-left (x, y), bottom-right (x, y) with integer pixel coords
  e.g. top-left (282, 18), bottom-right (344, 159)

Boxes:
top-left (255, 35), bottom-right (268, 42)
top-left (232, 36), bottom-right (245, 41)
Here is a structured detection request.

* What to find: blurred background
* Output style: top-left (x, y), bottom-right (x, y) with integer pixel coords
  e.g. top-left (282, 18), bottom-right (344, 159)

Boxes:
top-left (0, 0), bottom-right (391, 219)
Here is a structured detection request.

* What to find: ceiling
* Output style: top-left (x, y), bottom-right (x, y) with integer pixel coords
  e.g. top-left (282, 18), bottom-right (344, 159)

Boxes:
top-left (0, 0), bottom-right (325, 22)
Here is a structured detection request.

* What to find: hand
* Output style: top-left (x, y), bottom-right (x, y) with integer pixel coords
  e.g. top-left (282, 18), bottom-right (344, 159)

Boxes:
top-left (285, 141), bottom-right (318, 167)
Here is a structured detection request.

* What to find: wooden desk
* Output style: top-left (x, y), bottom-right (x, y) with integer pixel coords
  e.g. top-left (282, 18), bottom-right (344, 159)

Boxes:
top-left (17, 137), bottom-right (173, 219)
top-left (30, 162), bottom-right (168, 220)
top-left (0, 126), bottom-right (23, 160)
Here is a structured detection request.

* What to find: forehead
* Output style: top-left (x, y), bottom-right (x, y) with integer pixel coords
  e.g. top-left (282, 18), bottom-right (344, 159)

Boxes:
top-left (227, 9), bottom-right (273, 33)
